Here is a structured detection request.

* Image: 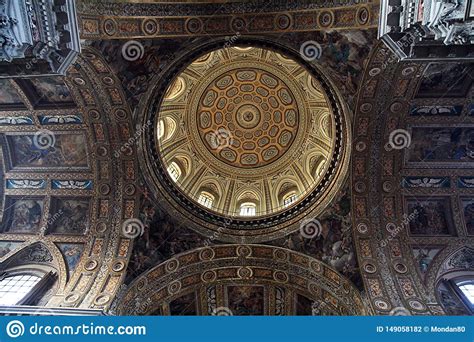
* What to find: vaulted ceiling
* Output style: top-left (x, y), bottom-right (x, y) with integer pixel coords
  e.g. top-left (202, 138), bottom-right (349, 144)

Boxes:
top-left (0, 0), bottom-right (473, 316)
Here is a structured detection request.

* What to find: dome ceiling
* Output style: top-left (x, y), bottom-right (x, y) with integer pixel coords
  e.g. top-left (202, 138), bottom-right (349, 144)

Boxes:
top-left (196, 67), bottom-right (299, 169)
top-left (157, 47), bottom-right (337, 217)
top-left (140, 42), bottom-right (351, 242)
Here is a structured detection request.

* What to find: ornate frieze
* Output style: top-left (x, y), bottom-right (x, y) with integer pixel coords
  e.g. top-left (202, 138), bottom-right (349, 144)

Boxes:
top-left (78, 3), bottom-right (378, 40)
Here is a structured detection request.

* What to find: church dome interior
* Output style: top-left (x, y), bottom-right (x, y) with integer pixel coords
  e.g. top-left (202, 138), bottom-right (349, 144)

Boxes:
top-left (144, 44), bottom-right (351, 242)
top-left (157, 46), bottom-right (338, 218)
top-left (0, 0), bottom-right (472, 320)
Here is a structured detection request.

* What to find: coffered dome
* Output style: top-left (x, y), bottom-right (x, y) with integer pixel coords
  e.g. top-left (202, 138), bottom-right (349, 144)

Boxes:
top-left (195, 67), bottom-right (300, 169)
top-left (141, 42), bottom-right (351, 242)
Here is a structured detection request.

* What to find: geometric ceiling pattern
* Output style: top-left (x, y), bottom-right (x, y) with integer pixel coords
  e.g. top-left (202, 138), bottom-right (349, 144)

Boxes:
top-left (156, 47), bottom-right (337, 218)
top-left (0, 0), bottom-right (473, 317)
top-left (140, 40), bottom-right (352, 243)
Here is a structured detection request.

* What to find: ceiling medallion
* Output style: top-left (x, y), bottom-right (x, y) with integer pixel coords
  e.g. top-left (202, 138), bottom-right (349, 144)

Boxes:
top-left (141, 43), bottom-right (351, 243)
top-left (196, 67), bottom-right (299, 169)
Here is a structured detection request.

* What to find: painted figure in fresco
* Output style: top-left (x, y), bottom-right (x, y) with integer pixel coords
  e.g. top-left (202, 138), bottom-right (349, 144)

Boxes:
top-left (10, 134), bottom-right (87, 167)
top-left (415, 249), bottom-right (431, 273)
top-left (0, 242), bottom-right (14, 257)
top-left (463, 202), bottom-right (474, 234)
top-left (409, 201), bottom-right (449, 235)
top-left (53, 200), bottom-right (89, 234)
top-left (30, 78), bottom-right (72, 103)
top-left (228, 286), bottom-right (264, 315)
top-left (409, 128), bottom-right (474, 162)
top-left (418, 64), bottom-right (472, 97)
top-left (126, 182), bottom-right (209, 283)
top-left (58, 135), bottom-right (88, 166)
top-left (321, 30), bottom-right (372, 103)
top-left (0, 79), bottom-right (22, 104)
top-left (12, 135), bottom-right (59, 166)
top-left (10, 200), bottom-right (42, 232)
top-left (275, 191), bottom-right (361, 288)
top-left (169, 293), bottom-right (197, 315)
top-left (126, 186), bottom-right (362, 289)
top-left (60, 244), bottom-right (83, 273)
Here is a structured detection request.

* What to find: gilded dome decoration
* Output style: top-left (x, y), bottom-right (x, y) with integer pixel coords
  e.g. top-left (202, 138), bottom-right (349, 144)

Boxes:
top-left (141, 43), bottom-right (351, 242)
top-left (196, 67), bottom-right (299, 169)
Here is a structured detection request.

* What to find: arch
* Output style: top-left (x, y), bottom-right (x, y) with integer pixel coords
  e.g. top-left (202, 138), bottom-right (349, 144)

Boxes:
top-left (166, 154), bottom-right (192, 184)
top-left (163, 151), bottom-right (194, 187)
top-left (275, 180), bottom-right (300, 209)
top-left (305, 151), bottom-right (327, 182)
top-left (0, 242), bottom-right (61, 306)
top-left (163, 76), bottom-right (186, 101)
top-left (0, 48), bottom-right (140, 310)
top-left (114, 245), bottom-right (368, 316)
top-left (435, 270), bottom-right (474, 315)
top-left (234, 189), bottom-right (262, 216)
top-left (436, 247), bottom-right (474, 280)
top-left (158, 116), bottom-right (177, 142)
top-left (350, 43), bottom-right (473, 315)
top-left (195, 179), bottom-right (224, 210)
top-left (318, 109), bottom-right (334, 140)
top-left (167, 162), bottom-right (182, 182)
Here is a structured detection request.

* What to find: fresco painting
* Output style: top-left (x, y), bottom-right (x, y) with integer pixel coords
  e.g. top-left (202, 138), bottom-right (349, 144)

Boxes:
top-left (408, 128), bottom-right (474, 163)
top-left (412, 247), bottom-right (442, 275)
top-left (6, 198), bottom-right (44, 233)
top-left (0, 79), bottom-right (25, 107)
top-left (0, 241), bottom-right (22, 258)
top-left (462, 199), bottom-right (474, 235)
top-left (48, 199), bottom-right (90, 235)
top-left (169, 292), bottom-right (198, 316)
top-left (7, 133), bottom-right (89, 168)
top-left (57, 243), bottom-right (85, 275)
top-left (227, 286), bottom-right (265, 316)
top-left (407, 198), bottom-right (454, 236)
top-left (416, 64), bottom-right (473, 98)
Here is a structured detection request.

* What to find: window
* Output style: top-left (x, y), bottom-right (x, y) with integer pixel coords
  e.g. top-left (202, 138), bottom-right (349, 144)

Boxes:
top-left (283, 193), bottom-right (298, 207)
top-left (455, 279), bottom-right (474, 306)
top-left (240, 202), bottom-right (256, 216)
top-left (198, 192), bottom-right (214, 209)
top-left (158, 117), bottom-right (177, 141)
top-left (158, 119), bottom-right (165, 139)
top-left (0, 274), bottom-right (42, 305)
top-left (167, 162), bottom-right (181, 182)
